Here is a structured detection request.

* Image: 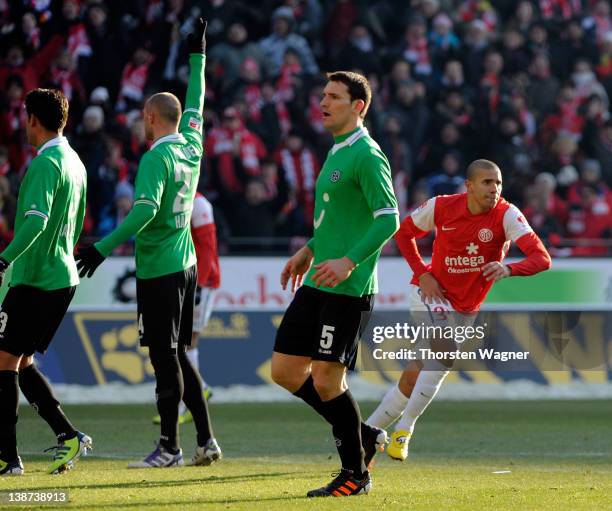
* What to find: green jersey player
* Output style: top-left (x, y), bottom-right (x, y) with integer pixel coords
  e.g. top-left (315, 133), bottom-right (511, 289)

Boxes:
top-left (76, 19), bottom-right (220, 469)
top-left (271, 71), bottom-right (400, 497)
top-left (0, 88), bottom-right (92, 476)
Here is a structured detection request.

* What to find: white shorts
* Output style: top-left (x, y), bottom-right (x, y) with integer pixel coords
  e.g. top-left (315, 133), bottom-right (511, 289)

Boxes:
top-left (407, 284), bottom-right (476, 352)
top-left (193, 287), bottom-right (216, 334)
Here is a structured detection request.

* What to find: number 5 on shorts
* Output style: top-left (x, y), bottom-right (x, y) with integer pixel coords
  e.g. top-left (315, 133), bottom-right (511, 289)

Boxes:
top-left (320, 325), bottom-right (335, 349)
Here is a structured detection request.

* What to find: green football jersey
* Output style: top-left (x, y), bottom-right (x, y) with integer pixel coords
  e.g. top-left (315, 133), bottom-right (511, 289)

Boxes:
top-left (132, 54), bottom-right (205, 279)
top-left (304, 126), bottom-right (398, 297)
top-left (10, 137), bottom-right (86, 290)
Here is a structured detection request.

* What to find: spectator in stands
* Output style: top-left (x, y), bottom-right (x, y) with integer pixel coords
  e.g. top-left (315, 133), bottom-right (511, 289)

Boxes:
top-left (388, 80), bottom-right (429, 167)
top-left (394, 16), bottom-right (432, 80)
top-left (508, 1), bottom-right (537, 37)
top-left (583, 119), bottom-right (612, 184)
top-left (527, 54), bottom-right (561, 122)
top-left (229, 178), bottom-right (277, 250)
top-left (84, 1), bottom-right (124, 97)
top-left (571, 58), bottom-right (609, 110)
top-left (337, 23), bottom-right (380, 75)
top-left (72, 105), bottom-right (107, 222)
top-left (0, 173), bottom-right (16, 251)
top-left (426, 151), bottom-right (465, 196)
top-left (380, 113), bottom-right (412, 181)
top-left (523, 185), bottom-right (565, 246)
top-left (116, 45), bottom-right (154, 112)
top-left (0, 37), bottom-right (63, 91)
top-left (208, 22), bottom-right (270, 96)
top-left (566, 184), bottom-right (612, 256)
top-left (501, 29), bottom-right (530, 77)
top-left (0, 76), bottom-right (28, 173)
top-left (205, 106), bottom-right (267, 213)
top-left (97, 180), bottom-right (134, 239)
top-left (249, 80), bottom-right (289, 153)
top-left (567, 159), bottom-right (612, 208)
top-left (259, 6), bottom-right (318, 77)
top-left (429, 12), bottom-right (460, 69)
top-left (463, 19), bottom-right (491, 85)
top-left (524, 172), bottom-right (569, 228)
top-left (274, 131), bottom-right (319, 234)
top-left (436, 59), bottom-right (472, 102)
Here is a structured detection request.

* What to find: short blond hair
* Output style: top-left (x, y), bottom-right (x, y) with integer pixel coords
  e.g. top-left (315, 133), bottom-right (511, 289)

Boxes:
top-left (147, 92), bottom-right (181, 125)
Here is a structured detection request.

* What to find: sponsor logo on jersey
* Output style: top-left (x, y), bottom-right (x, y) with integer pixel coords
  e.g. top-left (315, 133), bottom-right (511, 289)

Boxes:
top-left (444, 242), bottom-right (484, 272)
top-left (441, 225), bottom-right (456, 231)
top-left (330, 169), bottom-right (342, 182)
top-left (478, 228), bottom-right (493, 242)
top-left (188, 117), bottom-right (201, 130)
top-left (466, 242), bottom-right (479, 255)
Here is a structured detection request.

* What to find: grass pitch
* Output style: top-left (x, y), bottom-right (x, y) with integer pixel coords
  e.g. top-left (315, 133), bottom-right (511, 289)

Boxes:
top-left (3, 400), bottom-right (611, 510)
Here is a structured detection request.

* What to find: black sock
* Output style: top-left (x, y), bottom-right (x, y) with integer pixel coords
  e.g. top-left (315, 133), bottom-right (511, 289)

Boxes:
top-left (178, 349), bottom-right (213, 446)
top-left (293, 375), bottom-right (334, 424)
top-left (0, 370), bottom-right (19, 461)
top-left (19, 364), bottom-right (76, 442)
top-left (294, 376), bottom-right (372, 441)
top-left (319, 390), bottom-right (366, 477)
top-left (149, 347), bottom-right (183, 453)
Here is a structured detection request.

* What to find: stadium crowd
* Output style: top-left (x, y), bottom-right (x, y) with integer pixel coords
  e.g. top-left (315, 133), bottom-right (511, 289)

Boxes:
top-left (0, 0), bottom-right (611, 256)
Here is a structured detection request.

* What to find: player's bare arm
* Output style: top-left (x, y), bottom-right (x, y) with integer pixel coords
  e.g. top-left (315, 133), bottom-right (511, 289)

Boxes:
top-left (280, 245), bottom-right (313, 292)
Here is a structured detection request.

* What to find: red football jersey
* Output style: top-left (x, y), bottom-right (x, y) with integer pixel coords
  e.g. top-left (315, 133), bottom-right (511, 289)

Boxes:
top-left (401, 193), bottom-right (533, 312)
top-left (191, 193), bottom-right (221, 289)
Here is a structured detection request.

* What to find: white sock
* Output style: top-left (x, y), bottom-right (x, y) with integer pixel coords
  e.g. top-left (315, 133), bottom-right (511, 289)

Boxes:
top-left (179, 402), bottom-right (187, 416)
top-left (186, 347), bottom-right (199, 372)
top-left (366, 384), bottom-right (409, 429)
top-left (395, 362), bottom-right (449, 433)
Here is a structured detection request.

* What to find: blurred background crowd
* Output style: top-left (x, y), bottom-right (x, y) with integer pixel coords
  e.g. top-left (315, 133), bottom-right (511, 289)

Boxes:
top-left (0, 0), bottom-right (611, 256)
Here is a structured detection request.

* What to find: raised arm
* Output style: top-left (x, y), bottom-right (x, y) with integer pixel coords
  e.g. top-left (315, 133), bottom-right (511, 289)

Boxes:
top-left (179, 19), bottom-right (207, 150)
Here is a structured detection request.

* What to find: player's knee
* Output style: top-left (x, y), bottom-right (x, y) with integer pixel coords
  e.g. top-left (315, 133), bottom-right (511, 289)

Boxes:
top-left (0, 350), bottom-right (21, 371)
top-left (311, 374), bottom-right (342, 401)
top-left (270, 362), bottom-right (300, 390)
top-left (18, 355), bottom-right (34, 370)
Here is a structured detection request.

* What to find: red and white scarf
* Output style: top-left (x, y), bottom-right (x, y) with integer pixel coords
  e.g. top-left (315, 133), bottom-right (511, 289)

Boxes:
top-left (280, 148), bottom-right (317, 222)
top-left (67, 23), bottom-right (91, 58)
top-left (120, 63), bottom-right (149, 102)
top-left (539, 0), bottom-right (582, 20)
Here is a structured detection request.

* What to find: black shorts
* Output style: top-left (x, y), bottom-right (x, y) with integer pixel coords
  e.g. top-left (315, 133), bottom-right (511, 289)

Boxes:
top-left (274, 285), bottom-right (374, 369)
top-left (137, 265), bottom-right (197, 350)
top-left (0, 285), bottom-right (76, 357)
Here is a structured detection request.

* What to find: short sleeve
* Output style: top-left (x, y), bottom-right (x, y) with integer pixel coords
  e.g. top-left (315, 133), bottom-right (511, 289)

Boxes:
top-left (191, 195), bottom-right (214, 228)
top-left (20, 157), bottom-right (61, 221)
top-left (356, 148), bottom-right (399, 218)
top-left (503, 204), bottom-right (533, 242)
top-left (134, 151), bottom-right (167, 209)
top-left (410, 197), bottom-right (437, 232)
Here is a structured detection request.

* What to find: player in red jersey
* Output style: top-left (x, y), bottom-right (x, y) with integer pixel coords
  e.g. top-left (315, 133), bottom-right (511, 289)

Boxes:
top-left (188, 191), bottom-right (221, 396)
top-left (366, 159), bottom-right (551, 461)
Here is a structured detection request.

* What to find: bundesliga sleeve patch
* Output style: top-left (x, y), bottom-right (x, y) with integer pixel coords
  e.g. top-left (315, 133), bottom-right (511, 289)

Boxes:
top-left (188, 117), bottom-right (202, 130)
